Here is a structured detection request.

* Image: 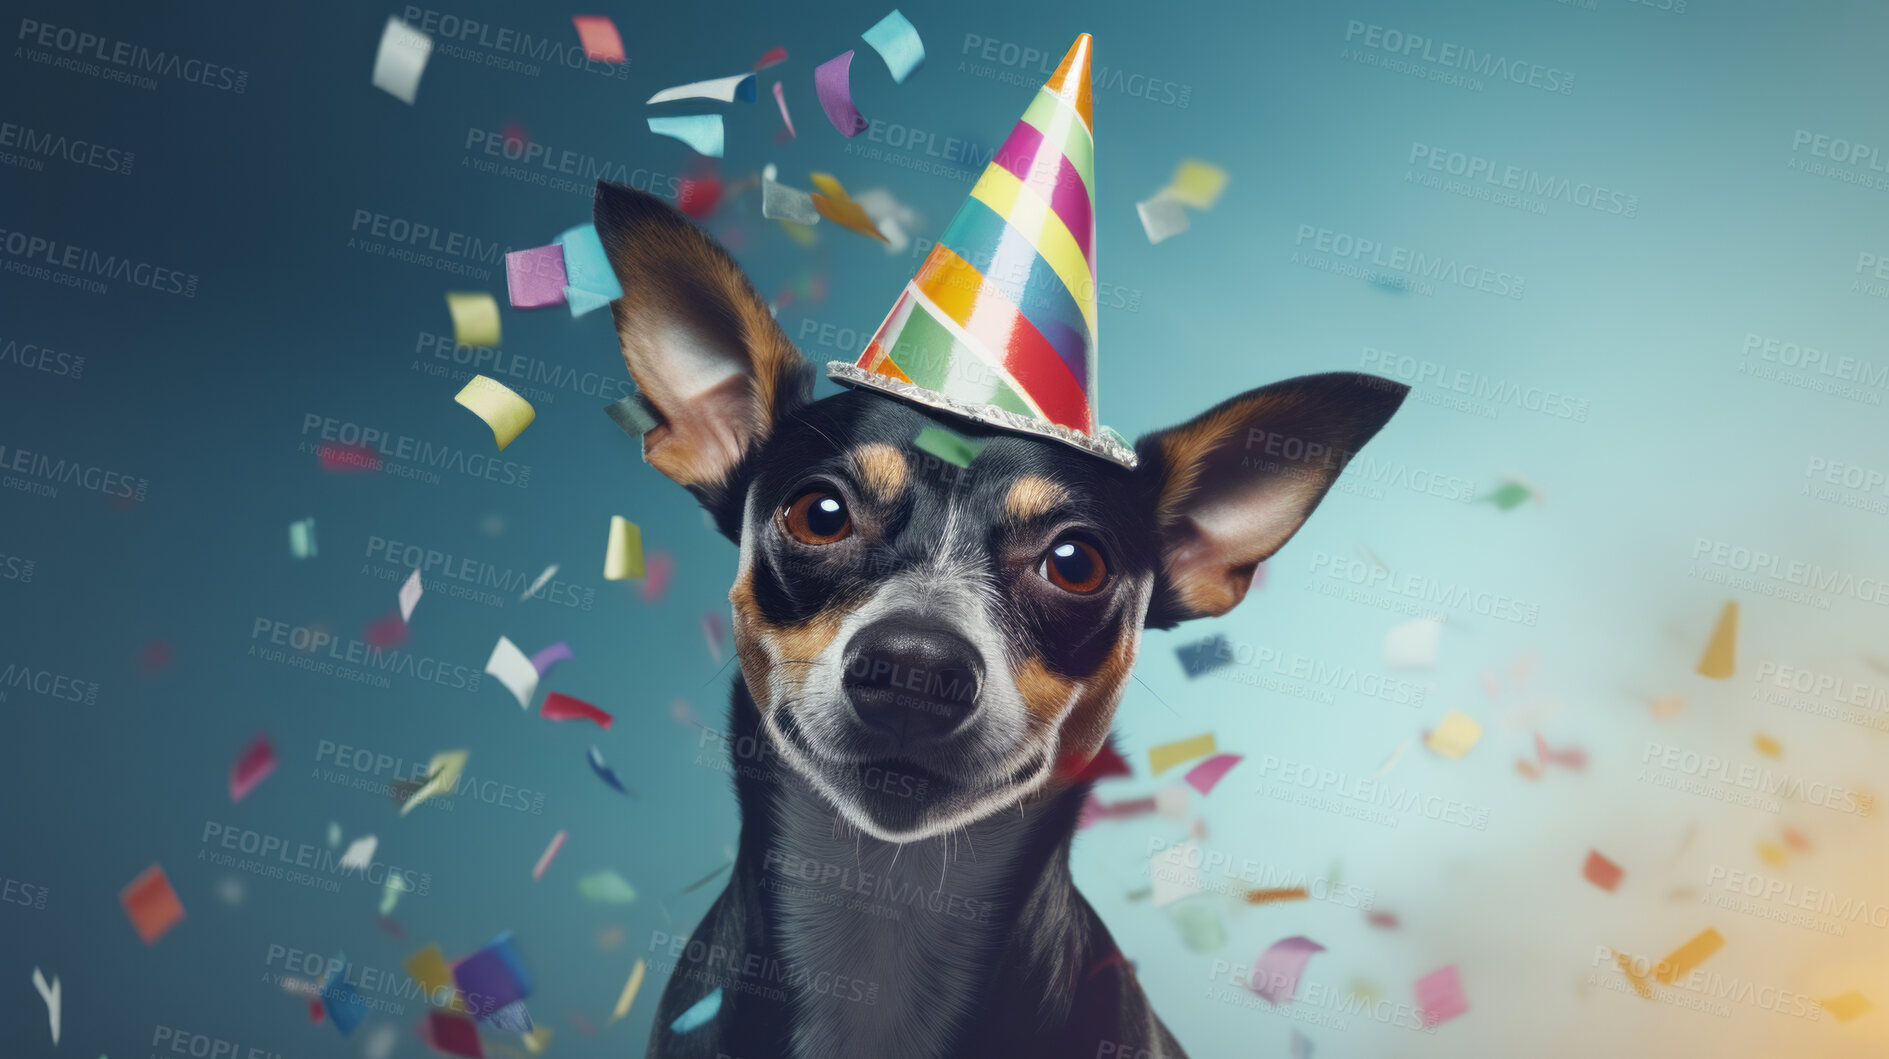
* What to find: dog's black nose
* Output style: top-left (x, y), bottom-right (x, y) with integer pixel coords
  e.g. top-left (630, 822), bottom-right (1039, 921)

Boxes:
top-left (842, 619), bottom-right (983, 745)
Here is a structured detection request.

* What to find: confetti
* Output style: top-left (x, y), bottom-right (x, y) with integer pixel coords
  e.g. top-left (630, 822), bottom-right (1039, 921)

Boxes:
top-left (1184, 753), bottom-right (1243, 795)
top-left (647, 73), bottom-right (757, 104)
top-left (228, 733), bottom-right (277, 802)
top-left (1161, 159), bottom-right (1229, 210)
top-left (588, 746), bottom-right (634, 796)
top-left (426, 1011), bottom-right (484, 1058)
top-left (1078, 795), bottom-right (1158, 828)
top-left (611, 959), bottom-right (647, 1022)
top-left (1150, 841), bottom-right (1206, 907)
top-left (862, 9), bottom-right (925, 83)
top-left (529, 641), bottom-right (573, 679)
top-left (1653, 927), bottom-right (1724, 984)
top-left (1753, 733), bottom-right (1781, 758)
top-left (1583, 850), bottom-right (1624, 892)
top-left (1167, 897), bottom-right (1226, 952)
top-left (1290, 1028), bottom-right (1313, 1059)
top-left (809, 172), bottom-right (889, 241)
top-left (578, 870), bottom-right (638, 904)
top-left (648, 115), bottom-right (724, 158)
top-left (321, 960), bottom-right (367, 1035)
top-left (1383, 616), bottom-right (1441, 670)
top-left (1534, 732), bottom-right (1586, 771)
top-left (754, 46), bottom-right (787, 70)
top-left (1414, 965), bottom-right (1467, 1026)
top-left (604, 516), bottom-right (645, 580)
top-left (318, 443), bottom-right (379, 472)
top-left (702, 612), bottom-right (727, 664)
top-left (814, 51), bottom-right (869, 137)
top-left (522, 1026), bottom-right (554, 1054)
top-left (454, 932), bottom-right (533, 1022)
top-left (399, 567), bottom-right (423, 622)
top-left (1057, 742), bottom-right (1131, 783)
top-left (1154, 783), bottom-right (1190, 819)
top-left (380, 874), bottom-right (409, 915)
top-left (1244, 887), bottom-right (1309, 905)
top-left (1696, 600), bottom-right (1739, 679)
top-left (1756, 841), bottom-right (1787, 867)
top-left (604, 394), bottom-right (660, 437)
top-left (454, 374), bottom-right (534, 449)
top-left (912, 424), bottom-right (986, 467)
top-left (1425, 711), bottom-right (1483, 759)
top-left (1366, 911), bottom-right (1399, 929)
top-left (1820, 991), bottom-right (1871, 1022)
top-left (1612, 949), bottom-right (1654, 1000)
top-left (1484, 480), bottom-right (1531, 510)
top-left (570, 16), bottom-right (625, 63)
top-left (339, 834), bottom-right (378, 872)
top-left (1374, 737), bottom-right (1412, 778)
top-left (762, 176), bottom-right (822, 226)
top-left (365, 613), bottom-right (408, 648)
top-left (542, 692), bottom-right (614, 730)
top-left (505, 245), bottom-right (567, 309)
top-left (554, 223), bottom-right (623, 315)
top-left (399, 749), bottom-right (468, 816)
top-left (1136, 197), bottom-right (1190, 244)
top-left (370, 17), bottom-right (432, 105)
top-left (119, 863), bottom-right (185, 944)
top-left (676, 174), bottom-right (723, 219)
top-left (1251, 936), bottom-right (1325, 1005)
top-left (485, 636), bottom-right (539, 709)
top-left (288, 517), bottom-right (318, 559)
top-left (641, 551), bottom-right (676, 603)
top-left (772, 81), bottom-right (795, 138)
top-left (31, 967), bottom-right (59, 1045)
top-left (1781, 826), bottom-right (1811, 852)
top-left (1149, 733), bottom-right (1216, 775)
top-left (1650, 693), bottom-right (1685, 718)
top-left (484, 1000), bottom-right (533, 1032)
top-left (670, 988), bottom-right (722, 1034)
top-left (519, 564), bottom-right (559, 602)
top-left (445, 292), bottom-right (501, 348)
top-left (405, 944), bottom-right (460, 1010)
top-left (1175, 634), bottom-right (1233, 679)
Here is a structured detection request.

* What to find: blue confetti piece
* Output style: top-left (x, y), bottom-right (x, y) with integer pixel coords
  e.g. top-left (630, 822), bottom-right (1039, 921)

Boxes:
top-left (1175, 634), bottom-right (1234, 679)
top-left (554, 223), bottom-right (623, 317)
top-left (588, 745), bottom-right (635, 796)
top-left (320, 959), bottom-right (367, 1036)
top-left (648, 114), bottom-right (725, 158)
top-left (862, 10), bottom-right (925, 84)
top-left (669, 987), bottom-right (722, 1034)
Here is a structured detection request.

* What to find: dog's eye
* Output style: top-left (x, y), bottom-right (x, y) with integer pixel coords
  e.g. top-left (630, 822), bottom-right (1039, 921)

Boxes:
top-left (781, 489), bottom-right (852, 545)
top-left (1038, 537), bottom-right (1107, 594)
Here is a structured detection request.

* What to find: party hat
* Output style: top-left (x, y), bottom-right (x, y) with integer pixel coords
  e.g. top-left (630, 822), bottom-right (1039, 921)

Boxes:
top-left (827, 34), bottom-right (1134, 467)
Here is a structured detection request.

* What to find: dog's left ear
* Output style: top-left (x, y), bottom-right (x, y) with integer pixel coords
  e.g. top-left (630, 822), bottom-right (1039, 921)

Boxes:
top-left (593, 180), bottom-right (813, 532)
top-left (1136, 372), bottom-right (1408, 628)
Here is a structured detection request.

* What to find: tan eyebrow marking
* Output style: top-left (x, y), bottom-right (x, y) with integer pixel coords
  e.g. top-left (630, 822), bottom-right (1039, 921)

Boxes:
top-left (849, 443), bottom-right (908, 502)
top-left (1004, 475), bottom-right (1069, 524)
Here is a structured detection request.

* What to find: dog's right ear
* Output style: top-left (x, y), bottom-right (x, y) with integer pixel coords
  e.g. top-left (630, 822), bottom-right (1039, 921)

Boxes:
top-left (593, 180), bottom-right (813, 534)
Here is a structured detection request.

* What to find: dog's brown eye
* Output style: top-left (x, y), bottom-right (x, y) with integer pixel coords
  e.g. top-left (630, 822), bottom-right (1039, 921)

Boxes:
top-left (1039, 537), bottom-right (1107, 594)
top-left (782, 489), bottom-right (852, 545)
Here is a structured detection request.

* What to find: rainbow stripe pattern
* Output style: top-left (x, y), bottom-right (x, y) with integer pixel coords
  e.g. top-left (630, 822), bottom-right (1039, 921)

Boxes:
top-left (827, 34), bottom-right (1135, 467)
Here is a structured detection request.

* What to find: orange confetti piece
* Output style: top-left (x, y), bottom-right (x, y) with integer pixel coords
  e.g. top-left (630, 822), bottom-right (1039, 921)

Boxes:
top-left (1820, 991), bottom-right (1871, 1022)
top-left (1653, 927), bottom-right (1724, 985)
top-left (1244, 887), bottom-right (1309, 905)
top-left (1752, 733), bottom-right (1781, 759)
top-left (1614, 950), bottom-right (1654, 1000)
top-left (1781, 826), bottom-right (1811, 853)
top-left (808, 173), bottom-right (888, 242)
top-left (1696, 601), bottom-right (1738, 679)
top-left (1515, 759), bottom-right (1541, 780)
top-left (1650, 694), bottom-right (1684, 718)
top-left (1583, 851), bottom-right (1624, 892)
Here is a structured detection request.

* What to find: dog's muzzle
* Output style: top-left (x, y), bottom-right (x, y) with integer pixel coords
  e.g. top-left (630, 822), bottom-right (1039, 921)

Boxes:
top-left (841, 617), bottom-right (983, 748)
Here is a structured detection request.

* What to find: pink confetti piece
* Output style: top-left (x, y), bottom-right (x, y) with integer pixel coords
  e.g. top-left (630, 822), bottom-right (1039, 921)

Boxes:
top-left (542, 692), bottom-right (614, 730)
top-left (1077, 794), bottom-right (1160, 829)
top-left (1183, 753), bottom-right (1244, 796)
top-left (754, 46), bottom-right (787, 71)
top-left (318, 443), bottom-right (380, 472)
top-left (1366, 910), bottom-right (1400, 929)
top-left (505, 245), bottom-right (568, 309)
top-left (533, 830), bottom-right (567, 881)
top-left (530, 641), bottom-right (573, 679)
top-left (229, 734), bottom-right (277, 803)
top-left (772, 81), bottom-right (795, 138)
top-left (1252, 936), bottom-right (1325, 1005)
top-left (639, 552), bottom-right (676, 603)
top-left (570, 16), bottom-right (625, 62)
top-left (1414, 965), bottom-right (1468, 1026)
top-left (814, 51), bottom-right (869, 137)
top-left (1534, 732), bottom-right (1587, 771)
top-left (702, 611), bottom-right (726, 664)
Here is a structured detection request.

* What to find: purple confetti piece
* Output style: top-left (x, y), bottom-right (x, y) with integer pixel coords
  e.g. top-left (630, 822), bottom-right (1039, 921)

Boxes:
top-left (814, 50), bottom-right (869, 137)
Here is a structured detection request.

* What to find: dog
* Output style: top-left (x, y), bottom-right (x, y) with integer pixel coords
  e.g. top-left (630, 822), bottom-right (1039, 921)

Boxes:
top-left (590, 179), bottom-right (1407, 1058)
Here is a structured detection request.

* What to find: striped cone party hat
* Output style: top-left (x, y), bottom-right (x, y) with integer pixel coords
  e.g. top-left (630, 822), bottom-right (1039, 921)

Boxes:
top-left (826, 34), bottom-right (1135, 467)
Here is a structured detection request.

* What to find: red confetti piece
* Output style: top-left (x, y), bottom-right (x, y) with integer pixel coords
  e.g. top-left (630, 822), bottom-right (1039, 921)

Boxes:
top-left (229, 734), bottom-right (277, 802)
top-left (753, 46), bottom-right (787, 70)
top-left (137, 639), bottom-right (172, 671)
top-left (318, 443), bottom-right (380, 472)
top-left (640, 551), bottom-right (676, 603)
top-left (309, 998), bottom-right (324, 1023)
top-left (542, 692), bottom-right (614, 730)
top-left (1535, 732), bottom-right (1587, 771)
top-left (365, 613), bottom-right (408, 648)
top-left (1583, 850), bottom-right (1624, 892)
top-left (676, 175), bottom-right (723, 219)
top-left (1367, 910), bottom-right (1400, 929)
top-left (120, 863), bottom-right (186, 944)
top-left (1056, 742), bottom-right (1132, 784)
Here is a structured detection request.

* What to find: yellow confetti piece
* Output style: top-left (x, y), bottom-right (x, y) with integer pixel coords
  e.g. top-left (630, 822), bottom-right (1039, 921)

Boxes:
top-left (445, 291), bottom-right (502, 347)
top-left (611, 958), bottom-right (647, 1022)
top-left (454, 374), bottom-right (535, 450)
top-left (1653, 927), bottom-right (1724, 985)
top-left (1162, 159), bottom-right (1229, 210)
top-left (404, 944), bottom-right (464, 1011)
top-left (1148, 733), bottom-right (1216, 775)
top-left (1696, 600), bottom-right (1738, 679)
top-left (400, 749), bottom-right (468, 817)
top-left (1753, 733), bottom-right (1781, 759)
top-left (1756, 841), bottom-right (1787, 867)
top-left (1425, 710), bottom-right (1483, 759)
top-left (809, 172), bottom-right (888, 242)
top-left (1347, 979), bottom-right (1381, 1005)
top-left (604, 516), bottom-right (645, 580)
top-left (1614, 950), bottom-right (1654, 1000)
top-left (521, 1026), bottom-right (553, 1054)
top-left (780, 220), bottom-right (818, 248)
top-left (1820, 990), bottom-right (1871, 1022)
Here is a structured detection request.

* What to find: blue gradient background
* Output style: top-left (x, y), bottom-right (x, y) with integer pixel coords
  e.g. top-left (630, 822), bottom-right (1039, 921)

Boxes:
top-left (3, 0), bottom-right (1887, 1056)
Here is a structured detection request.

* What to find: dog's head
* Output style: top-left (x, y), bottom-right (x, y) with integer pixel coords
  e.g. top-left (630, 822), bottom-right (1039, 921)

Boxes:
top-left (595, 182), bottom-right (1406, 841)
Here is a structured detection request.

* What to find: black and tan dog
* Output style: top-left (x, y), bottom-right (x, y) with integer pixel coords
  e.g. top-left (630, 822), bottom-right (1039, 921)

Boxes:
top-left (593, 180), bottom-right (1406, 1058)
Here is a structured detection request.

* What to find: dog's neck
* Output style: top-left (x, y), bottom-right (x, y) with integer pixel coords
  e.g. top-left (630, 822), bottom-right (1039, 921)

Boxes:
top-left (723, 680), bottom-right (1095, 1059)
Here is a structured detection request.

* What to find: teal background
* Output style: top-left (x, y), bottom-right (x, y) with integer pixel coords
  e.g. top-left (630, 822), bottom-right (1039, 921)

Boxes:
top-left (3, 0), bottom-right (1887, 1056)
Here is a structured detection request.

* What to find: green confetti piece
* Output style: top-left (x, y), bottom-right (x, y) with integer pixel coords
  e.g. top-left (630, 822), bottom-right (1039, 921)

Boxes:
top-left (913, 425), bottom-right (986, 468)
top-left (1486, 482), bottom-right (1531, 510)
top-left (604, 395), bottom-right (660, 438)
top-left (1166, 895), bottom-right (1226, 953)
top-left (577, 870), bottom-right (638, 904)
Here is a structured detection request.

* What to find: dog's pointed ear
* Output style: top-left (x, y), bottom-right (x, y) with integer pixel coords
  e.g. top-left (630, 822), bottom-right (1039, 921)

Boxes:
top-left (593, 180), bottom-right (813, 531)
top-left (1136, 372), bottom-right (1408, 628)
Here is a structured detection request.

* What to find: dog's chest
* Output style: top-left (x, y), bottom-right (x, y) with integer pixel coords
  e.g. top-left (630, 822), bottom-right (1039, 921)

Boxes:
top-left (765, 779), bottom-right (1031, 1059)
